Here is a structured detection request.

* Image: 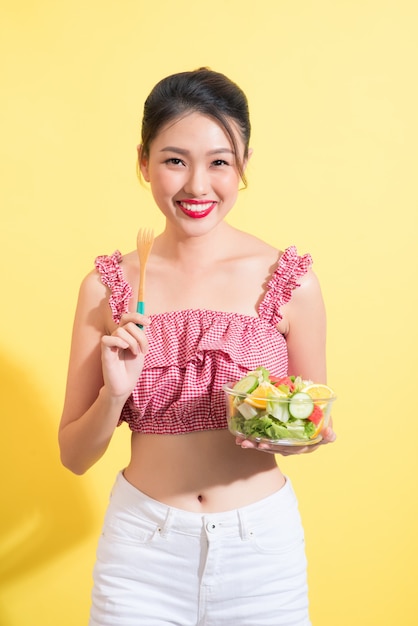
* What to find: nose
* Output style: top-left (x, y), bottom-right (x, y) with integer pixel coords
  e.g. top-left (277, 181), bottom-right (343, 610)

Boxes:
top-left (183, 165), bottom-right (210, 197)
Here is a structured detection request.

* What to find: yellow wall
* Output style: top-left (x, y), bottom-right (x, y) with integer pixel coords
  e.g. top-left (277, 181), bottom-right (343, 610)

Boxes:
top-left (1, 1), bottom-right (417, 624)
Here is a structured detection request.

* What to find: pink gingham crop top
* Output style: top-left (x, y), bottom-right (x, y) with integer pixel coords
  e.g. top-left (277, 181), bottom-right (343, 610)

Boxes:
top-left (95, 246), bottom-right (312, 435)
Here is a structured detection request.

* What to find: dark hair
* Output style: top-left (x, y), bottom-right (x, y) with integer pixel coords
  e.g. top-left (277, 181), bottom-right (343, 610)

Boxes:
top-left (139, 67), bottom-right (251, 185)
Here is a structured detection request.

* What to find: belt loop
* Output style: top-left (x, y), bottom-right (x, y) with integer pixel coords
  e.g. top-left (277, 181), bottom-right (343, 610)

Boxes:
top-left (159, 506), bottom-right (173, 538)
top-left (237, 509), bottom-right (253, 541)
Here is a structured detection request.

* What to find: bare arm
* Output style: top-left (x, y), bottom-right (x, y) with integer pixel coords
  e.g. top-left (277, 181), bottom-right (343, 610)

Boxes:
top-left (238, 268), bottom-right (335, 454)
top-left (280, 268), bottom-right (327, 383)
top-left (58, 271), bottom-right (149, 474)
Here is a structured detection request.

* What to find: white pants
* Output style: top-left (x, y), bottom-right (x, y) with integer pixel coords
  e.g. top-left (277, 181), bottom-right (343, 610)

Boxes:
top-left (89, 472), bottom-right (311, 626)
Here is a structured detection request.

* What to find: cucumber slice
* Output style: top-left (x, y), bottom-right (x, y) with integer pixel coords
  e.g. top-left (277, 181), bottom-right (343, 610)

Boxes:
top-left (232, 375), bottom-right (258, 395)
top-left (288, 392), bottom-right (314, 419)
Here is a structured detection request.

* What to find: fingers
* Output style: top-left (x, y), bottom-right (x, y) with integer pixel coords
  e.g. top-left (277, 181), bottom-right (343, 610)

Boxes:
top-left (119, 312), bottom-right (151, 328)
top-left (257, 441), bottom-right (309, 456)
top-left (320, 426), bottom-right (337, 444)
top-left (102, 313), bottom-right (150, 355)
top-left (235, 437), bottom-right (292, 456)
top-left (320, 416), bottom-right (337, 444)
top-left (236, 432), bottom-right (336, 456)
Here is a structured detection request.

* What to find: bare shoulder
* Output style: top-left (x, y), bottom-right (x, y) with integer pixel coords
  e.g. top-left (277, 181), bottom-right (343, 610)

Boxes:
top-left (282, 267), bottom-right (324, 310)
top-left (83, 249), bottom-right (137, 299)
top-left (79, 266), bottom-right (107, 301)
top-left (116, 249), bottom-right (139, 286)
top-left (291, 263), bottom-right (320, 286)
top-left (229, 227), bottom-right (278, 255)
top-left (226, 227), bottom-right (281, 268)
top-left (278, 267), bottom-right (325, 334)
top-left (75, 266), bottom-right (115, 334)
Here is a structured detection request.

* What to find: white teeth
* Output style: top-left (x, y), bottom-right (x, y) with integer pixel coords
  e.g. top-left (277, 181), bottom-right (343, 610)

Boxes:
top-left (180, 202), bottom-right (214, 212)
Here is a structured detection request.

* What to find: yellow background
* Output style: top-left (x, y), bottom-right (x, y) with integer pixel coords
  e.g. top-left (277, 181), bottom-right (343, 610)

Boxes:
top-left (1, 1), bottom-right (417, 624)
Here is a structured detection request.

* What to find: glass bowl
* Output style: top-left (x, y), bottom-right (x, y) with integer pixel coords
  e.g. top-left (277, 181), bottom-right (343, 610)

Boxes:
top-left (223, 381), bottom-right (336, 446)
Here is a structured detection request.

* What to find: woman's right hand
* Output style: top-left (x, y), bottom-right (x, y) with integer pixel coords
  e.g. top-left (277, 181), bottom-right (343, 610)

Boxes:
top-left (101, 312), bottom-right (150, 400)
top-left (59, 274), bottom-right (151, 474)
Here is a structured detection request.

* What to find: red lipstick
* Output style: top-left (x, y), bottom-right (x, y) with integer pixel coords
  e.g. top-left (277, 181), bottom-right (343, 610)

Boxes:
top-left (176, 200), bottom-right (217, 219)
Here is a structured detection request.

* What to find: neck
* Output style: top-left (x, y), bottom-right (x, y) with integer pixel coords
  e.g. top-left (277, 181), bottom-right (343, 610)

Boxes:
top-left (154, 221), bottom-right (234, 267)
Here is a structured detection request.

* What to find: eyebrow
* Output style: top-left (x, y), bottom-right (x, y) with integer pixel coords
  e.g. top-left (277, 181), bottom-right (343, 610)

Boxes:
top-left (160, 146), bottom-right (235, 156)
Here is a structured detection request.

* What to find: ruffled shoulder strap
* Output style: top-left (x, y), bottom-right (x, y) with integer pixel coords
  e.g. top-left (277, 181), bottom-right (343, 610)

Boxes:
top-left (258, 246), bottom-right (313, 325)
top-left (95, 251), bottom-right (132, 323)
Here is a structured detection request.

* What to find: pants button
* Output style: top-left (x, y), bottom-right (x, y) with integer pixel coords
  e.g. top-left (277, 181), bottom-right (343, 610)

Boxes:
top-left (206, 521), bottom-right (218, 533)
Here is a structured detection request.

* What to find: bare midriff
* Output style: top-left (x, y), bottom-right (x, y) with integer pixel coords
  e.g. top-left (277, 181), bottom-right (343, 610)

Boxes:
top-left (123, 429), bottom-right (286, 513)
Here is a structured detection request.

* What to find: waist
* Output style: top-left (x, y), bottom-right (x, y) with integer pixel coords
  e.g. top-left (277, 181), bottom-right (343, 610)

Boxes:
top-left (113, 470), bottom-right (296, 536)
top-left (124, 430), bottom-right (284, 512)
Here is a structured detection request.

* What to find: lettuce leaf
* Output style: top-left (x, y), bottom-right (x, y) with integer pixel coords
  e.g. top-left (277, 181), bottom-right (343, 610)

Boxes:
top-left (229, 413), bottom-right (316, 441)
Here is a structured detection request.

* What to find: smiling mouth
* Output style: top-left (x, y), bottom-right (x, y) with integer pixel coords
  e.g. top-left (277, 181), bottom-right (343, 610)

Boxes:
top-left (177, 200), bottom-right (217, 218)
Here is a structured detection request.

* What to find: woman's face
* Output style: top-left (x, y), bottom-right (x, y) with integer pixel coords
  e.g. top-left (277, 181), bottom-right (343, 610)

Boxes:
top-left (139, 112), bottom-right (249, 236)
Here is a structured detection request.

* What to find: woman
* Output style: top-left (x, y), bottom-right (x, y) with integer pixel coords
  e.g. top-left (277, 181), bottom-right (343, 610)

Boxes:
top-left (59, 67), bottom-right (336, 626)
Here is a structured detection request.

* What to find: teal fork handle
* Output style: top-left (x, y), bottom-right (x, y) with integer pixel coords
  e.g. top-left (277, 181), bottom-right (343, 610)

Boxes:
top-left (136, 301), bottom-right (144, 329)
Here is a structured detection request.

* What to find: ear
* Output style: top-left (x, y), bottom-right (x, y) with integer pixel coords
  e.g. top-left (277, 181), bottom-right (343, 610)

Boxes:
top-left (137, 145), bottom-right (150, 182)
top-left (243, 147), bottom-right (253, 172)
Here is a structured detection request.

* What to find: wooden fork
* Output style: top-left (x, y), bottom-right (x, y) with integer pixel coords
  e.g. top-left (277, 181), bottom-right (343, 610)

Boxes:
top-left (136, 228), bottom-right (154, 324)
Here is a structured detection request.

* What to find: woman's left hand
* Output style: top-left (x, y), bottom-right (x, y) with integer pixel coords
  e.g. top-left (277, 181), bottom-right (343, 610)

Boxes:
top-left (235, 423), bottom-right (337, 456)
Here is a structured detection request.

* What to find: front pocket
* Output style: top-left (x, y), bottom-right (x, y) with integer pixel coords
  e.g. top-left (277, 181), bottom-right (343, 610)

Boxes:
top-left (250, 529), bottom-right (305, 555)
top-left (249, 508), bottom-right (306, 556)
top-left (101, 514), bottom-right (161, 547)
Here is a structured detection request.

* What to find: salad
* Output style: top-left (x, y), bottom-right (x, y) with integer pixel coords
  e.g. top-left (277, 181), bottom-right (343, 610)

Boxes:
top-left (224, 367), bottom-right (335, 444)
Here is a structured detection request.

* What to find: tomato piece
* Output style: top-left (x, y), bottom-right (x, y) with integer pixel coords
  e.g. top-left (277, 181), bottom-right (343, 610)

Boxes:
top-left (270, 376), bottom-right (296, 392)
top-left (308, 405), bottom-right (324, 425)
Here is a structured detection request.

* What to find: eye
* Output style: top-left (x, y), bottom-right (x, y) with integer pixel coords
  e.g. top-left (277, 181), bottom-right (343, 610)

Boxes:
top-left (165, 158), bottom-right (185, 166)
top-left (211, 159), bottom-right (229, 167)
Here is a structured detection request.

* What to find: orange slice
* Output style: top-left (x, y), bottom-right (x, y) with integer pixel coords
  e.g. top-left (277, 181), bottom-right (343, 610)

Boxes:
top-left (303, 383), bottom-right (335, 408)
top-left (303, 383), bottom-right (334, 399)
top-left (244, 382), bottom-right (286, 409)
